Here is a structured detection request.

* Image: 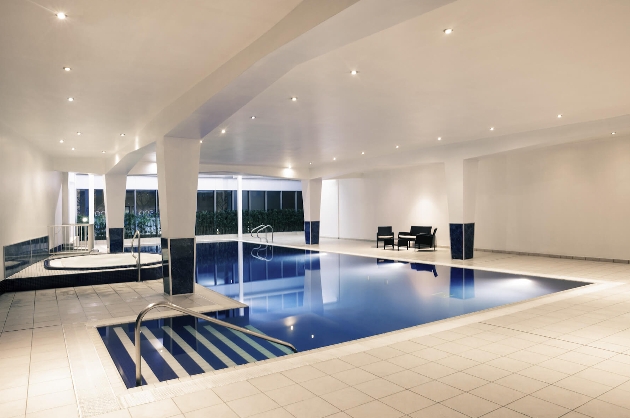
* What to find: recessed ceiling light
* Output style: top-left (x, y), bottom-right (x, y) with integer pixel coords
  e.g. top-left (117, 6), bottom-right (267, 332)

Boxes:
top-left (101, 151), bottom-right (105, 153)
top-left (199, 140), bottom-right (203, 143)
top-left (76, 132), bottom-right (81, 135)
top-left (221, 129), bottom-right (226, 134)
top-left (251, 116), bottom-right (256, 119)
top-left (63, 67), bottom-right (71, 72)
top-left (489, 127), bottom-right (494, 131)
top-left (56, 12), bottom-right (66, 19)
top-left (612, 132), bottom-right (616, 135)
top-left (361, 151), bottom-right (365, 155)
top-left (67, 97), bottom-right (74, 102)
top-left (333, 157), bottom-right (336, 161)
top-left (59, 139), bottom-right (64, 143)
top-left (438, 137), bottom-right (442, 141)
top-left (444, 28), bottom-right (453, 34)
top-left (120, 133), bottom-right (125, 137)
top-left (291, 97), bottom-right (297, 101)
top-left (71, 147), bottom-right (75, 151)
top-left (396, 145), bottom-right (399, 149)
top-left (351, 70), bottom-right (358, 75)
top-left (557, 114), bottom-right (562, 118)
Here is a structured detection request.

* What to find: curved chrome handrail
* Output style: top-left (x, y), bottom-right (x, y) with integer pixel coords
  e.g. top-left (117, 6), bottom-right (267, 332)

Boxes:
top-left (250, 224), bottom-right (274, 243)
top-left (134, 301), bottom-right (297, 386)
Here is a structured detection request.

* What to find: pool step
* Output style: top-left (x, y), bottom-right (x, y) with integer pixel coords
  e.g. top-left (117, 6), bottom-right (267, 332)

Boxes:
top-left (102, 319), bottom-right (290, 388)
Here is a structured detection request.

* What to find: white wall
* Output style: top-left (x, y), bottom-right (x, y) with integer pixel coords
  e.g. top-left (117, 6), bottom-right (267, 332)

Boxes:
top-left (475, 135), bottom-right (630, 260)
top-left (322, 164), bottom-right (450, 246)
top-left (0, 133), bottom-right (62, 280)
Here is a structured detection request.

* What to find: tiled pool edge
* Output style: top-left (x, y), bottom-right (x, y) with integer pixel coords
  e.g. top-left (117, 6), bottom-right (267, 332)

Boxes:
top-left (85, 280), bottom-right (617, 413)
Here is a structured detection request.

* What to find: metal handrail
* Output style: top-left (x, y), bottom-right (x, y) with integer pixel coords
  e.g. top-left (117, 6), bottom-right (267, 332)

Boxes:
top-left (134, 301), bottom-right (297, 386)
top-left (251, 224), bottom-right (273, 243)
top-left (130, 230), bottom-right (141, 282)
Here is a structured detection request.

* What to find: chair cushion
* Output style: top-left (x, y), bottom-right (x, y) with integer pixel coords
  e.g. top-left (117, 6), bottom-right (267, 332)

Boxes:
top-left (377, 235), bottom-right (394, 239)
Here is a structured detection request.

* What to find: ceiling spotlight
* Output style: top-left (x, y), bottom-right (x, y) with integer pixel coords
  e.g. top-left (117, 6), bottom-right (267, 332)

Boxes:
top-left (101, 151), bottom-right (106, 153)
top-left (200, 140), bottom-right (203, 143)
top-left (489, 127), bottom-right (494, 131)
top-left (361, 151), bottom-right (365, 155)
top-left (438, 137), bottom-right (442, 141)
top-left (396, 145), bottom-right (399, 149)
top-left (444, 28), bottom-right (453, 34)
top-left (351, 70), bottom-right (358, 75)
top-left (59, 139), bottom-right (64, 143)
top-left (67, 97), bottom-right (74, 102)
top-left (333, 157), bottom-right (336, 161)
top-left (63, 67), bottom-right (71, 72)
top-left (76, 132), bottom-right (81, 135)
top-left (221, 129), bottom-right (226, 134)
top-left (120, 133), bottom-right (125, 137)
top-left (56, 12), bottom-right (66, 19)
top-left (251, 116), bottom-right (256, 119)
top-left (71, 147), bottom-right (75, 151)
top-left (291, 97), bottom-right (297, 101)
top-left (557, 114), bottom-right (562, 118)
top-left (309, 162), bottom-right (312, 165)
top-left (612, 132), bottom-right (616, 135)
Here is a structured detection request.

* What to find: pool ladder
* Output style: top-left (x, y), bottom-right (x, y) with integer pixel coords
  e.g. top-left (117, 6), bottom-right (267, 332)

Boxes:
top-left (130, 230), bottom-right (141, 282)
top-left (134, 301), bottom-right (297, 386)
top-left (251, 224), bottom-right (273, 243)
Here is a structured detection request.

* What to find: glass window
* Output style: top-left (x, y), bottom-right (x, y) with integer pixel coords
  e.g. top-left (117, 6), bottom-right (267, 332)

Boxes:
top-left (242, 191), bottom-right (249, 211)
top-left (216, 191), bottom-right (233, 212)
top-left (94, 190), bottom-right (105, 214)
top-left (282, 191), bottom-right (296, 210)
top-left (249, 191), bottom-right (265, 211)
top-left (136, 191), bottom-right (157, 214)
top-left (125, 190), bottom-right (135, 214)
top-left (297, 191), bottom-right (303, 211)
top-left (76, 189), bottom-right (89, 219)
top-left (197, 191), bottom-right (214, 212)
top-left (267, 191), bottom-right (281, 210)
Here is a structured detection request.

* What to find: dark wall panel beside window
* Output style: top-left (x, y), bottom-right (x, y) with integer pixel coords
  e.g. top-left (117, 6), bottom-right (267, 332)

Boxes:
top-left (242, 191), bottom-right (249, 211)
top-left (95, 190), bottom-right (105, 213)
top-left (267, 191), bottom-right (281, 210)
top-left (297, 191), bottom-right (303, 211)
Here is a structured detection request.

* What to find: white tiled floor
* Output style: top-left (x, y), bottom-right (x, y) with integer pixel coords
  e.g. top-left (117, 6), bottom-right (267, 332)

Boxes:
top-left (2, 235), bottom-right (630, 418)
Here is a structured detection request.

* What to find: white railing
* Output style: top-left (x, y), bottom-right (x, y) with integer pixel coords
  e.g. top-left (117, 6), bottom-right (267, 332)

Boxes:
top-left (48, 224), bottom-right (94, 255)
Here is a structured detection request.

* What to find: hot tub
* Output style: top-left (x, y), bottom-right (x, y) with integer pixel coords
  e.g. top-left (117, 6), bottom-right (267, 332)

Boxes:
top-left (45, 253), bottom-right (162, 271)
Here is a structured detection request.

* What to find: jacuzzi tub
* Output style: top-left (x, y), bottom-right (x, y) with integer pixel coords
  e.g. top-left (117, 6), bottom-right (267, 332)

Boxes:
top-left (45, 253), bottom-right (162, 270)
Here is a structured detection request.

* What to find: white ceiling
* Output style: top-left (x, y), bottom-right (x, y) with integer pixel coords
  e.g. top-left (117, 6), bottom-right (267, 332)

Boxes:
top-left (3, 0), bottom-right (630, 177)
top-left (197, 0), bottom-right (630, 168)
top-left (0, 0), bottom-right (301, 156)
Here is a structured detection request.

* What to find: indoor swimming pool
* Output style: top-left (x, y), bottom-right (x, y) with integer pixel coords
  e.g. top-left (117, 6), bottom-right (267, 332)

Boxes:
top-left (99, 241), bottom-right (588, 387)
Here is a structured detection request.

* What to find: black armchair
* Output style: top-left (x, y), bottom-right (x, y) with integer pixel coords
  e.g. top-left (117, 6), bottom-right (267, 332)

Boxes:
top-left (399, 226), bottom-right (432, 241)
top-left (376, 226), bottom-right (394, 249)
top-left (415, 228), bottom-right (437, 251)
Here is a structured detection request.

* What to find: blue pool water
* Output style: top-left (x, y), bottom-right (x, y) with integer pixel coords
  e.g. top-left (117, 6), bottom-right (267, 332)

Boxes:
top-left (99, 241), bottom-right (588, 387)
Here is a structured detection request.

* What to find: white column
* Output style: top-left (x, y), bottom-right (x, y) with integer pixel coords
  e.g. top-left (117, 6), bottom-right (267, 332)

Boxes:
top-left (104, 174), bottom-right (127, 253)
top-left (62, 172), bottom-right (77, 225)
top-left (88, 174), bottom-right (95, 224)
top-left (445, 159), bottom-right (478, 259)
top-left (301, 178), bottom-right (323, 245)
top-left (157, 136), bottom-right (201, 295)
top-left (237, 175), bottom-right (243, 238)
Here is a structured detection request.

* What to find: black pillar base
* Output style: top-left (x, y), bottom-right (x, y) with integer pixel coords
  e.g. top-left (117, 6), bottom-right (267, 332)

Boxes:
top-left (449, 223), bottom-right (475, 260)
top-left (108, 228), bottom-right (124, 253)
top-left (304, 221), bottom-right (320, 245)
top-left (162, 237), bottom-right (195, 295)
